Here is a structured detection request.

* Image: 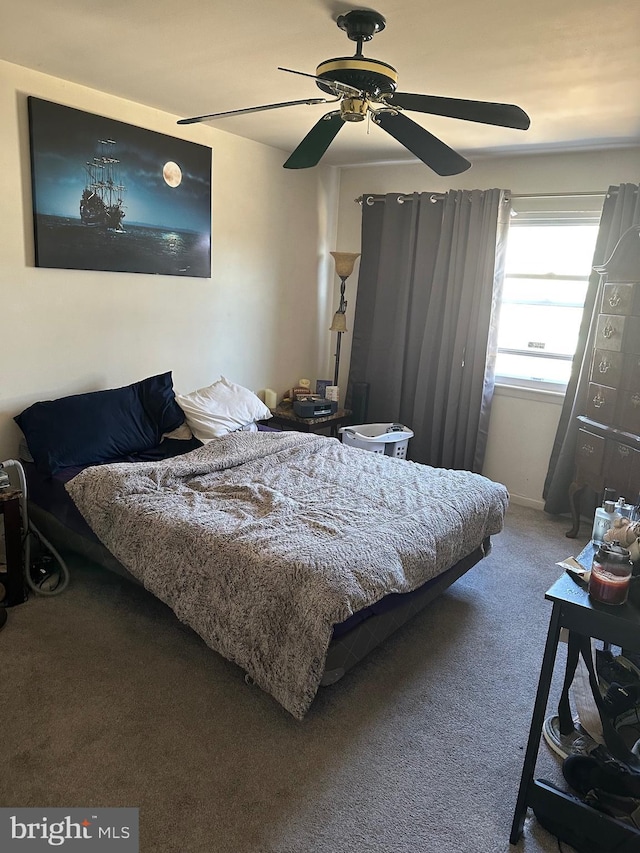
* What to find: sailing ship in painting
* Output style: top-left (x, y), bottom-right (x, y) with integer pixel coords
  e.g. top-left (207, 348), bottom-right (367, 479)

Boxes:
top-left (79, 138), bottom-right (126, 231)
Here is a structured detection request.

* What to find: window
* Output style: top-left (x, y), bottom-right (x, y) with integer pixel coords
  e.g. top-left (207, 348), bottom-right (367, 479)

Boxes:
top-left (495, 201), bottom-right (601, 392)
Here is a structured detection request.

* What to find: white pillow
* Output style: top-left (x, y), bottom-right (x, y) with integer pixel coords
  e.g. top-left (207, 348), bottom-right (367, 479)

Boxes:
top-left (176, 377), bottom-right (272, 441)
top-left (161, 422), bottom-right (194, 441)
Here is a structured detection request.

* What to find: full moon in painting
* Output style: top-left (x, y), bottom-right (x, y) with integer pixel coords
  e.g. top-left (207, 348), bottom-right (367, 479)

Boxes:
top-left (162, 161), bottom-right (182, 187)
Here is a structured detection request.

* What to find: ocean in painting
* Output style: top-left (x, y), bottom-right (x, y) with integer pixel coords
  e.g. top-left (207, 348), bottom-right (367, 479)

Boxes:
top-left (33, 214), bottom-right (211, 278)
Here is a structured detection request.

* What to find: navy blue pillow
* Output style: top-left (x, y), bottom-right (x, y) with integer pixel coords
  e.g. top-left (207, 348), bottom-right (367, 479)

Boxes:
top-left (15, 372), bottom-right (185, 474)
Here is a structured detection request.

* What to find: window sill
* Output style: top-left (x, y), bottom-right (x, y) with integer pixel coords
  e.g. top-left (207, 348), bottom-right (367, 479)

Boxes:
top-left (494, 382), bottom-right (566, 405)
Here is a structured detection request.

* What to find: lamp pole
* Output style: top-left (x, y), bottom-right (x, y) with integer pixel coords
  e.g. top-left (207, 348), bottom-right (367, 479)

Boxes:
top-left (329, 251), bottom-right (360, 393)
top-left (332, 275), bottom-right (348, 386)
top-left (333, 331), bottom-right (342, 388)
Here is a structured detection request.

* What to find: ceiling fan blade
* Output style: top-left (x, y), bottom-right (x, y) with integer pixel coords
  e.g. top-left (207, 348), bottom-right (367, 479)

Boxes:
top-left (283, 112), bottom-right (345, 169)
top-left (386, 93), bottom-right (530, 130)
top-left (177, 98), bottom-right (330, 125)
top-left (278, 66), bottom-right (363, 98)
top-left (374, 111), bottom-right (471, 176)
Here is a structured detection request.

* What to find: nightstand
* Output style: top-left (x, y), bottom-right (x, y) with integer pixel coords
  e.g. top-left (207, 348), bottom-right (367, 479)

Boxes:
top-left (263, 407), bottom-right (352, 437)
top-left (0, 489), bottom-right (27, 607)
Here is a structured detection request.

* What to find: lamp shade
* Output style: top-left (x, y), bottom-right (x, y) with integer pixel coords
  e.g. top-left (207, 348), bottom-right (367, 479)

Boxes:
top-left (330, 311), bottom-right (347, 332)
top-left (330, 251), bottom-right (360, 278)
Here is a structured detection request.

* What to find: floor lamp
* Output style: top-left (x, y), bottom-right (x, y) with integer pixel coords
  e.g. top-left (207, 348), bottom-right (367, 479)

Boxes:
top-left (329, 251), bottom-right (360, 388)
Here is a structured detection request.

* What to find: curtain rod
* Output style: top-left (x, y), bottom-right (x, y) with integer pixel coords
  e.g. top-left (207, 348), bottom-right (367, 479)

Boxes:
top-left (511, 191), bottom-right (608, 200)
top-left (355, 189), bottom-right (612, 205)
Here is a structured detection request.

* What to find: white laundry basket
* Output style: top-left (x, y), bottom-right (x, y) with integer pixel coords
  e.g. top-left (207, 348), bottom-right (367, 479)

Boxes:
top-left (339, 423), bottom-right (414, 459)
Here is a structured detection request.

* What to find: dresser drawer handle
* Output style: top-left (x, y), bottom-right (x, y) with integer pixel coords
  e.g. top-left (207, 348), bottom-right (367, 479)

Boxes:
top-left (608, 290), bottom-right (621, 308)
top-left (581, 443), bottom-right (594, 456)
top-left (602, 324), bottom-right (615, 339)
top-left (632, 394), bottom-right (640, 408)
top-left (598, 359), bottom-right (610, 374)
top-left (618, 445), bottom-right (630, 458)
top-left (592, 393), bottom-right (606, 408)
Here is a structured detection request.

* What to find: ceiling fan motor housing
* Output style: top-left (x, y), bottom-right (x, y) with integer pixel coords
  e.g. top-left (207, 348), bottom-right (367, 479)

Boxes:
top-left (315, 56), bottom-right (398, 99)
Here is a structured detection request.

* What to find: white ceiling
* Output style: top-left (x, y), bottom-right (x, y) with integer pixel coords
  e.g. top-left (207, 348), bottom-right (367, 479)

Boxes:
top-left (3, 0), bottom-right (640, 169)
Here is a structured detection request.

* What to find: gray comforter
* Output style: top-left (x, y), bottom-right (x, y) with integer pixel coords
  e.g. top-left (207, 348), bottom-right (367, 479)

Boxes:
top-left (66, 430), bottom-right (509, 718)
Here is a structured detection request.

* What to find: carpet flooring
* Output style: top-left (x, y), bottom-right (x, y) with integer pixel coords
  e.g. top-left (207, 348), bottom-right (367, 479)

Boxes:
top-left (0, 503), bottom-right (591, 852)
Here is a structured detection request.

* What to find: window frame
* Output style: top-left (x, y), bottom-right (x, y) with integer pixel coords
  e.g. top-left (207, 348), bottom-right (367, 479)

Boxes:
top-left (494, 199), bottom-right (603, 394)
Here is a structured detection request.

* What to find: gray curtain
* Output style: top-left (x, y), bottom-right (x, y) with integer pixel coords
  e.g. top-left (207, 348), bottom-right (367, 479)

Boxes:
top-left (347, 189), bottom-right (510, 472)
top-left (543, 183), bottom-right (640, 515)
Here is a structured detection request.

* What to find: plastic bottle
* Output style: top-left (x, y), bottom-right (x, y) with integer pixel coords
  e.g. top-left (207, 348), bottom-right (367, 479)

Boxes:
top-left (591, 488), bottom-right (616, 545)
top-left (616, 497), bottom-right (635, 519)
top-left (592, 499), bottom-right (621, 545)
top-left (591, 489), bottom-right (615, 544)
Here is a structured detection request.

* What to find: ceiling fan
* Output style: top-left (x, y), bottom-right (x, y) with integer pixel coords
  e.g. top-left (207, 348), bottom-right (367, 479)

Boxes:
top-left (178, 9), bottom-right (531, 176)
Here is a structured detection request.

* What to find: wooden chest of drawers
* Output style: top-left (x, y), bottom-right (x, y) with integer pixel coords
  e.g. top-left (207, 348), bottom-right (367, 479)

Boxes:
top-left (567, 227), bottom-right (640, 537)
top-left (574, 422), bottom-right (640, 499)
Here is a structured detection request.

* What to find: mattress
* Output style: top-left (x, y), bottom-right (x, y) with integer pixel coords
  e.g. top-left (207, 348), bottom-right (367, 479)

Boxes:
top-left (25, 434), bottom-right (504, 718)
top-left (24, 458), bottom-right (488, 643)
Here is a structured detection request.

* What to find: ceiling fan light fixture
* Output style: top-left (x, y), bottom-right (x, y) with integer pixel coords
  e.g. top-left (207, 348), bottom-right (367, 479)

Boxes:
top-left (340, 98), bottom-right (369, 122)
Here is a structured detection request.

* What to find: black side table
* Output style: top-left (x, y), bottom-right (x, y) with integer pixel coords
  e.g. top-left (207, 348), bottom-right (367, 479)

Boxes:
top-left (263, 407), bottom-right (352, 437)
top-left (510, 569), bottom-right (640, 846)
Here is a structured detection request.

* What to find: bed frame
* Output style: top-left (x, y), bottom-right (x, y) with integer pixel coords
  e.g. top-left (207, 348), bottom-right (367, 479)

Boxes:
top-left (27, 500), bottom-right (491, 687)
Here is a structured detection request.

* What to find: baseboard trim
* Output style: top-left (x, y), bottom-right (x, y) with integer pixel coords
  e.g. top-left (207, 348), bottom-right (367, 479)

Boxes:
top-left (508, 493), bottom-right (546, 511)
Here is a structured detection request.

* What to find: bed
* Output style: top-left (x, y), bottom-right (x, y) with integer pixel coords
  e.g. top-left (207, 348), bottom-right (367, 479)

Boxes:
top-left (15, 372), bottom-right (509, 719)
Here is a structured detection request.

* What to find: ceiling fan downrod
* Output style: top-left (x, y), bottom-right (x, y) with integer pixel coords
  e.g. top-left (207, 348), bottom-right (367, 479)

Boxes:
top-left (315, 10), bottom-right (397, 101)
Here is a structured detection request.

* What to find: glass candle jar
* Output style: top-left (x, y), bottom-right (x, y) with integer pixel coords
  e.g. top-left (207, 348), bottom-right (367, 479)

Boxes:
top-left (588, 543), bottom-right (633, 605)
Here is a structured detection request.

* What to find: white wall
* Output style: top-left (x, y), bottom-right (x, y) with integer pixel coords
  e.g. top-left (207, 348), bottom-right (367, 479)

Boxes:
top-left (335, 147), bottom-right (640, 508)
top-left (0, 59), bottom-right (339, 461)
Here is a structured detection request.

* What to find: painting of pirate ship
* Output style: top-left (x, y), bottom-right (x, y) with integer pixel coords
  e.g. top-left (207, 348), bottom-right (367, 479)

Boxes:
top-left (28, 97), bottom-right (212, 277)
top-left (79, 138), bottom-right (126, 231)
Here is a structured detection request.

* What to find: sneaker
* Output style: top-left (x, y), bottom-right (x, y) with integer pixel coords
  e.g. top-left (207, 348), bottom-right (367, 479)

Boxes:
top-left (596, 650), bottom-right (640, 693)
top-left (563, 746), bottom-right (640, 799)
top-left (583, 788), bottom-right (640, 830)
top-left (623, 650), bottom-right (640, 672)
top-left (603, 682), bottom-right (640, 729)
top-left (542, 714), bottom-right (599, 760)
